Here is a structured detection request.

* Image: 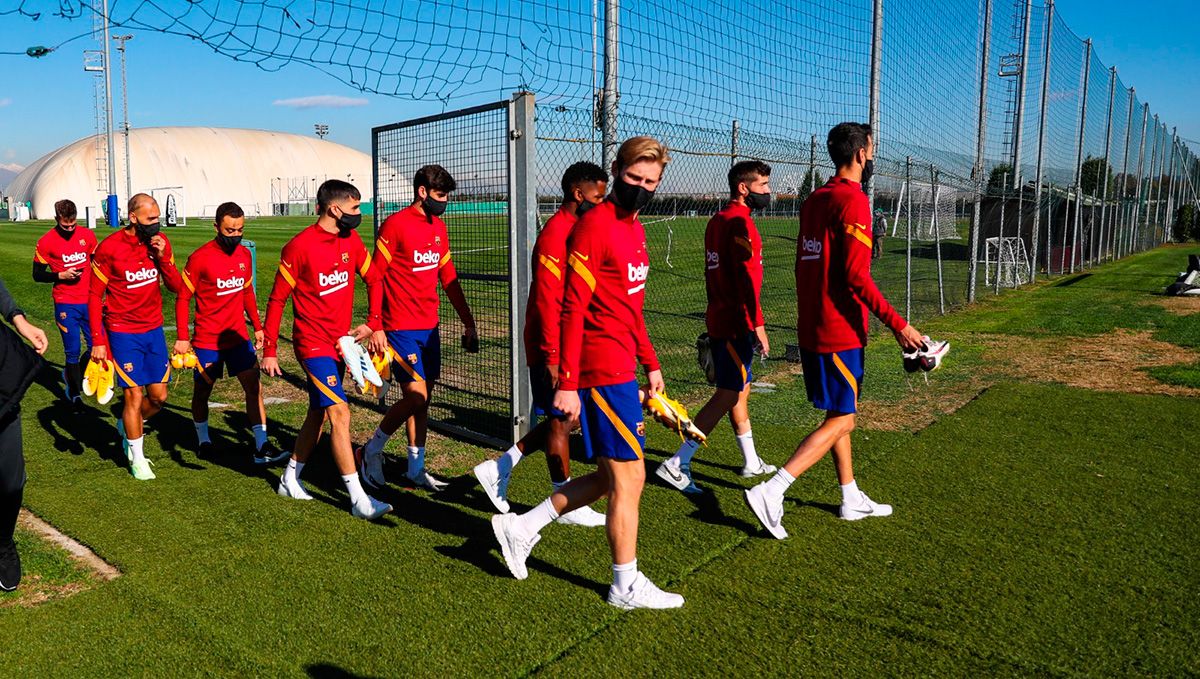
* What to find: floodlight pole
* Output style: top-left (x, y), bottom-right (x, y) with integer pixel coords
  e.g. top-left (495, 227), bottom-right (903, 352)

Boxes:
top-left (867, 0), bottom-right (882, 211)
top-left (968, 0), bottom-right (992, 300)
top-left (1029, 0), bottom-right (1051, 280)
top-left (600, 0), bottom-right (619, 171)
top-left (1011, 0), bottom-right (1032, 190)
top-left (102, 1), bottom-right (117, 224)
top-left (114, 34), bottom-right (133, 205)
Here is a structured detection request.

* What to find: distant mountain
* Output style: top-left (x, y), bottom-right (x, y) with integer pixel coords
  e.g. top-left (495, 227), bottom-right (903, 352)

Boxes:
top-left (0, 163), bottom-right (23, 193)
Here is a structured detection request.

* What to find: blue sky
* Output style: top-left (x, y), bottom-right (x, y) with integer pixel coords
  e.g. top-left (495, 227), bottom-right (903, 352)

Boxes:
top-left (1, 0), bottom-right (1196, 173)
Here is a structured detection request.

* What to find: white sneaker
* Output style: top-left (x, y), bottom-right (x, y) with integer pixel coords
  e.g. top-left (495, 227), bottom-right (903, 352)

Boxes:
top-left (357, 447), bottom-right (387, 489)
top-left (744, 484), bottom-right (788, 539)
top-left (740, 460), bottom-right (778, 478)
top-left (277, 473), bottom-right (314, 501)
top-left (407, 469), bottom-right (448, 492)
top-left (555, 505), bottom-right (606, 527)
top-left (491, 513), bottom-right (539, 580)
top-left (338, 336), bottom-right (367, 389)
top-left (351, 495), bottom-right (393, 520)
top-left (607, 572), bottom-right (684, 610)
top-left (655, 460), bottom-right (692, 491)
top-left (473, 459), bottom-right (511, 513)
top-left (840, 491), bottom-right (893, 521)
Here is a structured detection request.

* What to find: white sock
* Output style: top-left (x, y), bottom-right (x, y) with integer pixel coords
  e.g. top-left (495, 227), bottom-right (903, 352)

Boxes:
top-left (840, 479), bottom-right (861, 506)
top-left (252, 424), bottom-right (268, 450)
top-left (285, 458), bottom-right (305, 485)
top-left (500, 445), bottom-right (523, 475)
top-left (669, 439), bottom-right (700, 467)
top-left (736, 430), bottom-right (762, 468)
top-left (765, 468), bottom-right (795, 497)
top-left (343, 473), bottom-right (368, 505)
top-left (365, 427), bottom-right (391, 457)
top-left (513, 497), bottom-right (559, 540)
top-left (407, 446), bottom-right (425, 476)
top-left (613, 559), bottom-right (638, 593)
top-left (128, 436), bottom-right (146, 464)
top-left (194, 420), bottom-right (210, 445)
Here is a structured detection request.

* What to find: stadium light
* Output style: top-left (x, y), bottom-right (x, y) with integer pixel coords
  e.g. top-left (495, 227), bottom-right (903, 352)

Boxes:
top-left (314, 124), bottom-right (330, 139)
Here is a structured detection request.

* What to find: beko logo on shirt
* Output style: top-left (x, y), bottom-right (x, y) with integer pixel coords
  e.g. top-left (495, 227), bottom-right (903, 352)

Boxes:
top-left (215, 276), bottom-right (246, 296)
top-left (318, 270), bottom-right (350, 296)
top-left (627, 262), bottom-right (648, 295)
top-left (800, 236), bottom-right (823, 261)
top-left (413, 249), bottom-right (441, 271)
top-left (706, 250), bottom-right (719, 270)
top-left (125, 267), bottom-right (159, 289)
top-left (62, 252), bottom-right (88, 265)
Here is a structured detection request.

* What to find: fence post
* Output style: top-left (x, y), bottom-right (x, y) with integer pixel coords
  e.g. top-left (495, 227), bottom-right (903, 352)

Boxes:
top-left (968, 0), bottom-right (993, 301)
top-left (1165, 128), bottom-right (1178, 240)
top-left (905, 156), bottom-right (913, 318)
top-left (1011, 0), bottom-right (1033, 190)
top-left (1098, 66), bottom-right (1115, 264)
top-left (1029, 0), bottom-right (1052, 280)
top-left (508, 91), bottom-right (537, 442)
top-left (1118, 87), bottom-right (1134, 259)
top-left (600, 0), bottom-right (619, 171)
top-left (1070, 38), bottom-right (1091, 273)
top-left (996, 171), bottom-right (1008, 292)
top-left (868, 0), bottom-right (883, 211)
top-left (1152, 121), bottom-right (1166, 238)
top-left (808, 134), bottom-right (817, 197)
top-left (730, 119), bottom-right (739, 168)
top-left (1141, 113), bottom-right (1159, 249)
top-left (1132, 103), bottom-right (1148, 253)
top-left (1061, 185), bottom-right (1071, 273)
top-left (1046, 182), bottom-right (1054, 273)
top-left (931, 164), bottom-right (945, 313)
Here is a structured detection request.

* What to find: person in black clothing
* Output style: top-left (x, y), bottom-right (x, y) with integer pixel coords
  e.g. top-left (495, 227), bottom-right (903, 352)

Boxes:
top-left (0, 275), bottom-right (49, 592)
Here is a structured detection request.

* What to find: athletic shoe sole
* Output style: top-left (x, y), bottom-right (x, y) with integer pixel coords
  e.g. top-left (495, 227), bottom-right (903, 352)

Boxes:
top-left (740, 463), bottom-right (778, 478)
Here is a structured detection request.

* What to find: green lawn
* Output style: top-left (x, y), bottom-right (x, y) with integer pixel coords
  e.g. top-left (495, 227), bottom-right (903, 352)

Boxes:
top-left (0, 219), bottom-right (1195, 676)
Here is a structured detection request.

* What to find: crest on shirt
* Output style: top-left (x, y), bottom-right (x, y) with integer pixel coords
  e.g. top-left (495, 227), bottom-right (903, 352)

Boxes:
top-left (326, 375), bottom-right (338, 387)
top-left (239, 263), bottom-right (246, 271)
top-left (408, 353), bottom-right (419, 365)
top-left (78, 239), bottom-right (86, 246)
top-left (435, 236), bottom-right (441, 245)
top-left (341, 252), bottom-right (350, 264)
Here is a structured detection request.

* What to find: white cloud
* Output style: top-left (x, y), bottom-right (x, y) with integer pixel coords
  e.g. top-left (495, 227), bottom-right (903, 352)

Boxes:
top-left (0, 98), bottom-right (10, 108)
top-left (0, 163), bottom-right (24, 172)
top-left (272, 95), bottom-right (369, 109)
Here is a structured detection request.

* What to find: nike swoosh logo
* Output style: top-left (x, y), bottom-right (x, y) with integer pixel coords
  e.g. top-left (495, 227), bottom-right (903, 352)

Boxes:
top-left (281, 260), bottom-right (292, 268)
top-left (572, 252), bottom-right (590, 262)
top-left (664, 467), bottom-right (684, 482)
top-left (545, 255), bottom-right (560, 263)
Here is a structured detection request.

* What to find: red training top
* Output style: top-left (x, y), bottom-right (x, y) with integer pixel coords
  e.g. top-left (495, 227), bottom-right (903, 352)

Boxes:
top-left (34, 226), bottom-right (98, 305)
top-left (371, 205), bottom-right (458, 331)
top-left (523, 206), bottom-right (576, 367)
top-left (175, 240), bottom-right (262, 350)
top-left (558, 200), bottom-right (659, 391)
top-left (795, 177), bottom-right (906, 352)
top-left (263, 224), bottom-right (381, 360)
top-left (89, 228), bottom-right (182, 347)
top-left (704, 201), bottom-right (765, 338)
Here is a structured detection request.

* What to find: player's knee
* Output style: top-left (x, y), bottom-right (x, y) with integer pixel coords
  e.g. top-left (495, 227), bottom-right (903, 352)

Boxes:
top-left (147, 393), bottom-right (168, 410)
top-left (326, 403), bottom-right (350, 427)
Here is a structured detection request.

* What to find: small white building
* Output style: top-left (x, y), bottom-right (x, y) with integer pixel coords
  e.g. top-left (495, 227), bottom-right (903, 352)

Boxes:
top-left (6, 126), bottom-right (372, 220)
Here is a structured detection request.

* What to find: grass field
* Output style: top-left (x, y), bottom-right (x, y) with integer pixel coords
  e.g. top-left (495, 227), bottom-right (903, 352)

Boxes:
top-left (0, 217), bottom-right (1196, 676)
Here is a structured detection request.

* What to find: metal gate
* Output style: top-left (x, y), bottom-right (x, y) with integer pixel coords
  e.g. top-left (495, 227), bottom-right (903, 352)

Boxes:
top-left (371, 92), bottom-right (536, 447)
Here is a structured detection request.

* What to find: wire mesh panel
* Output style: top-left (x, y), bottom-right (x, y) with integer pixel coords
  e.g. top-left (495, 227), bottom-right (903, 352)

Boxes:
top-left (372, 100), bottom-right (517, 447)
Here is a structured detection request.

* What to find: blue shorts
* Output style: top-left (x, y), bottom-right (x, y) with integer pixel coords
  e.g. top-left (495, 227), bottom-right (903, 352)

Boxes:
top-left (54, 303), bottom-right (90, 364)
top-left (529, 364), bottom-right (566, 419)
top-left (195, 340), bottom-right (257, 384)
top-left (800, 348), bottom-right (864, 414)
top-left (109, 328), bottom-right (171, 388)
top-left (301, 356), bottom-right (348, 409)
top-left (712, 333), bottom-right (755, 391)
top-left (386, 328), bottom-right (441, 383)
top-left (578, 380), bottom-right (645, 462)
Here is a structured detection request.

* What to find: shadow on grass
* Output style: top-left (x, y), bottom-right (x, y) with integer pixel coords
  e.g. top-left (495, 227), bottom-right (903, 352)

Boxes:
top-left (306, 664), bottom-right (385, 679)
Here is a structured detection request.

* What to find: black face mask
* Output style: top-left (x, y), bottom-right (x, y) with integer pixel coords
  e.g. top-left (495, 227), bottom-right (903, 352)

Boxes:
top-left (135, 220), bottom-right (162, 242)
top-left (575, 198), bottom-right (598, 218)
top-left (422, 196), bottom-right (448, 221)
top-left (56, 224), bottom-right (76, 238)
top-left (216, 233), bottom-right (243, 253)
top-left (861, 159), bottom-right (875, 192)
top-left (745, 191), bottom-right (771, 211)
top-left (335, 211), bottom-right (362, 236)
top-left (612, 178), bottom-right (655, 213)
